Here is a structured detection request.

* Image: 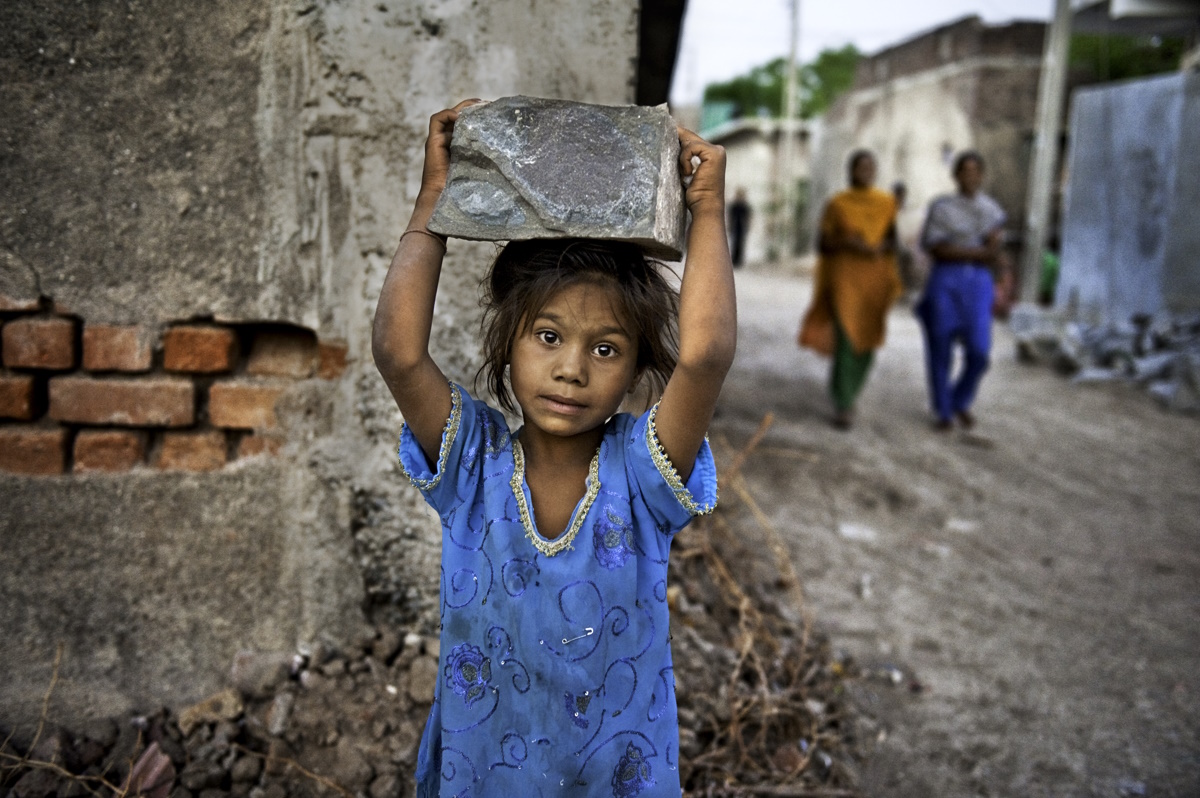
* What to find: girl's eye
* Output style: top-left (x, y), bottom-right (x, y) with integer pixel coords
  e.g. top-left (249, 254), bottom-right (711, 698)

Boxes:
top-left (535, 330), bottom-right (559, 345)
top-left (593, 343), bottom-right (617, 358)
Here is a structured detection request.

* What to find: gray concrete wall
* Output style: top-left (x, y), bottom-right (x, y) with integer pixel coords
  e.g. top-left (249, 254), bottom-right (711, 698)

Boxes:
top-left (1057, 72), bottom-right (1196, 325)
top-left (710, 120), bottom-right (812, 268)
top-left (0, 0), bottom-right (640, 734)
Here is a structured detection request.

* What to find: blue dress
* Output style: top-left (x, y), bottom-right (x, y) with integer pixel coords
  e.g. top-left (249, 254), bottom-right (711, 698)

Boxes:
top-left (398, 384), bottom-right (718, 797)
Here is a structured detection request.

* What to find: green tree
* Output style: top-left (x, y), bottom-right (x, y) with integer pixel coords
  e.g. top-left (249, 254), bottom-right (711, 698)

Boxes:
top-left (702, 45), bottom-right (861, 120)
top-left (1069, 33), bottom-right (1188, 83)
top-left (799, 45), bottom-right (861, 117)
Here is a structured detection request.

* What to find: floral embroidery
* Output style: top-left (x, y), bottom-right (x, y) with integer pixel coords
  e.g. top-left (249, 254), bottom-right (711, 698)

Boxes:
top-left (398, 383), bottom-right (462, 490)
top-left (645, 403), bottom-right (717, 516)
top-left (467, 409), bottom-right (511, 471)
top-left (564, 690), bottom-right (593, 729)
top-left (445, 643), bottom-right (493, 708)
top-left (510, 440), bottom-right (601, 557)
top-left (593, 506), bottom-right (635, 569)
top-left (611, 743), bottom-right (654, 797)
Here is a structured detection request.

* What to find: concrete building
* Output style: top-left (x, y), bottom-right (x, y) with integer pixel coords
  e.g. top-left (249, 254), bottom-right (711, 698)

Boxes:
top-left (706, 117), bottom-right (814, 267)
top-left (808, 16), bottom-right (1046, 262)
top-left (0, 0), bottom-right (683, 732)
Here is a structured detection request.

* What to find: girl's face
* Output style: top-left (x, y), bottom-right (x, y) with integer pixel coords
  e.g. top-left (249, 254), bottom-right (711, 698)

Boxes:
top-left (509, 281), bottom-right (640, 441)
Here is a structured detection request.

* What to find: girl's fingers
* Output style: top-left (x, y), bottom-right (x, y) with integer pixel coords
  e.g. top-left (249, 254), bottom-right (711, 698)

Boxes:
top-left (677, 127), bottom-right (703, 175)
top-left (429, 99), bottom-right (484, 135)
top-left (677, 126), bottom-right (724, 177)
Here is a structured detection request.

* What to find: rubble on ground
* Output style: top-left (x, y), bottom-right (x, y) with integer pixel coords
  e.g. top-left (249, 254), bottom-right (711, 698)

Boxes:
top-left (1011, 306), bottom-right (1200, 413)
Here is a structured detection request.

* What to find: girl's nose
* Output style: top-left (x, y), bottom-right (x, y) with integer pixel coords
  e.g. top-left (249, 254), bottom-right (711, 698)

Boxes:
top-left (553, 346), bottom-right (588, 384)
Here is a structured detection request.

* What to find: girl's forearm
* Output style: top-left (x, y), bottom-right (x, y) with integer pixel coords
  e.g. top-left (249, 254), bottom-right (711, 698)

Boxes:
top-left (677, 206), bottom-right (737, 372)
top-left (371, 199), bottom-right (445, 380)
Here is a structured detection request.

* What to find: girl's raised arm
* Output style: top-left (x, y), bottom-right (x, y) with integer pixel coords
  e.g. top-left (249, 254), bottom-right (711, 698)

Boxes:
top-left (372, 100), bottom-right (479, 463)
top-left (653, 129), bottom-right (738, 481)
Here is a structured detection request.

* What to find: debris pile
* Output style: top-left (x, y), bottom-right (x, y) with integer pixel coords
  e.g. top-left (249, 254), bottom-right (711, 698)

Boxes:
top-left (1, 418), bottom-right (867, 797)
top-left (1012, 306), bottom-right (1200, 413)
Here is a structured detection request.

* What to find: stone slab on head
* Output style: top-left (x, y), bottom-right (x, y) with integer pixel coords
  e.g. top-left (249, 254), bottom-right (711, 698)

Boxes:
top-left (428, 96), bottom-right (686, 261)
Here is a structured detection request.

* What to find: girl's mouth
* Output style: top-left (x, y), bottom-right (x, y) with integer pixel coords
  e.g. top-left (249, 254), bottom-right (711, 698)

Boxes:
top-left (542, 394), bottom-right (585, 414)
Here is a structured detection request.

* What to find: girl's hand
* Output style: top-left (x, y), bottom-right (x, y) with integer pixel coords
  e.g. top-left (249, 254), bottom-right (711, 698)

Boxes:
top-left (418, 99), bottom-right (483, 202)
top-left (678, 127), bottom-right (726, 215)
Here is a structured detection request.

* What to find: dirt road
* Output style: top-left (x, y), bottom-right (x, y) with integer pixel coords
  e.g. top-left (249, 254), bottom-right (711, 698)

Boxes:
top-left (711, 271), bottom-right (1200, 797)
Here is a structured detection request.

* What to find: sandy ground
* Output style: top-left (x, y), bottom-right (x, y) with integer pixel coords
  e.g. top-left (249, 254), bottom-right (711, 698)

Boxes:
top-left (710, 270), bottom-right (1200, 797)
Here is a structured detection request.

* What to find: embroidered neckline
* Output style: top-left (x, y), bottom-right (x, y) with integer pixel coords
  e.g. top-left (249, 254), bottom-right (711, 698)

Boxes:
top-left (645, 402), bottom-right (717, 516)
top-left (510, 439), bottom-right (601, 557)
top-left (398, 383), bottom-right (462, 490)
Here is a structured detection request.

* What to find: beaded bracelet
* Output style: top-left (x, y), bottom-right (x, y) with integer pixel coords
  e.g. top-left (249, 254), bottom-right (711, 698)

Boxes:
top-left (400, 228), bottom-right (448, 250)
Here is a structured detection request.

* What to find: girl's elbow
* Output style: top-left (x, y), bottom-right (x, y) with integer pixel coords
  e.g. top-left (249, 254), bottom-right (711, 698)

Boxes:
top-left (679, 339), bottom-right (736, 378)
top-left (371, 330), bottom-right (419, 380)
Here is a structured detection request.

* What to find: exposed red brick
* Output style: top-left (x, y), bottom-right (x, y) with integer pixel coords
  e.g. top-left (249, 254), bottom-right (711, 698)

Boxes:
top-left (247, 330), bottom-right (317, 378)
top-left (82, 324), bottom-right (153, 372)
top-left (49, 376), bottom-right (194, 427)
top-left (0, 427), bottom-right (67, 475)
top-left (0, 373), bottom-right (36, 420)
top-left (157, 430), bottom-right (227, 471)
top-left (208, 381), bottom-right (284, 430)
top-left (0, 294), bottom-right (39, 312)
top-left (237, 432), bottom-right (285, 458)
top-left (317, 340), bottom-right (349, 380)
top-left (2, 317), bottom-right (76, 370)
top-left (163, 325), bottom-right (238, 373)
top-left (74, 430), bottom-right (145, 473)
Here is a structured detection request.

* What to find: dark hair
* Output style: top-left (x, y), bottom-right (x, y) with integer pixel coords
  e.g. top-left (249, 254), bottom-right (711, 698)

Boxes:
top-left (953, 150), bottom-right (985, 176)
top-left (847, 149), bottom-right (875, 183)
top-left (478, 239), bottom-right (679, 414)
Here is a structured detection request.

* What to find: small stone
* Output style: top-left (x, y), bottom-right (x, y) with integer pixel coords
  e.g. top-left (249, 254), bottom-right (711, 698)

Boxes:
top-left (321, 740), bottom-right (375, 791)
top-left (263, 739), bottom-right (296, 776)
top-left (407, 655), bottom-right (439, 704)
top-left (371, 628), bottom-right (403, 664)
top-left (179, 761), bottom-right (225, 791)
top-left (429, 96), bottom-right (686, 260)
top-left (11, 769), bottom-right (60, 798)
top-left (369, 769), bottom-right (401, 798)
top-left (267, 692), bottom-right (295, 737)
top-left (319, 657), bottom-right (347, 677)
top-left (177, 689), bottom-right (243, 736)
top-left (230, 650), bottom-right (294, 699)
top-left (299, 670), bottom-right (326, 691)
top-left (231, 754), bottom-right (263, 784)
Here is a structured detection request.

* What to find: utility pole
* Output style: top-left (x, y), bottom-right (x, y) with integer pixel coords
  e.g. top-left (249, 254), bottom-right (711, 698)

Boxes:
top-left (1019, 0), bottom-right (1073, 303)
top-left (778, 0), bottom-right (801, 258)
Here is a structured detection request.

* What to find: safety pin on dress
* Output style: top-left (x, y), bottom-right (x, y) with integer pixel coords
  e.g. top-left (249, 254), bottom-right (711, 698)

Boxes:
top-left (562, 627), bottom-right (594, 645)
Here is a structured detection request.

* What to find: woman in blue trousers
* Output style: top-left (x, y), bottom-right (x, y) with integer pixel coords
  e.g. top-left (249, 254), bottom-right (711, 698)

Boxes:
top-left (916, 151), bottom-right (1007, 431)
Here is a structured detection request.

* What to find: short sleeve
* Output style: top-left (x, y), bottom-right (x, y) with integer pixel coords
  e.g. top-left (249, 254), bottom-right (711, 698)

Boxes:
top-left (397, 383), bottom-right (492, 514)
top-left (626, 403), bottom-right (718, 537)
top-left (982, 195), bottom-right (1007, 232)
top-left (920, 197), bottom-right (954, 249)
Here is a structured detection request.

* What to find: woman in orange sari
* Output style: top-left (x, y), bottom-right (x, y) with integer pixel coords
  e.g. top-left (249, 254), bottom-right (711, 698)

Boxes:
top-left (798, 150), bottom-right (901, 428)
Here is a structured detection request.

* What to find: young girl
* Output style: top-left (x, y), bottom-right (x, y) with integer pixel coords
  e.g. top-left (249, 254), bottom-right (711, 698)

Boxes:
top-left (372, 99), bottom-right (736, 796)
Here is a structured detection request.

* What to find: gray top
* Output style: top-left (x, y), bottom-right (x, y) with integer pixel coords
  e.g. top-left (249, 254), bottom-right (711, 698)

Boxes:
top-left (921, 192), bottom-right (1006, 255)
